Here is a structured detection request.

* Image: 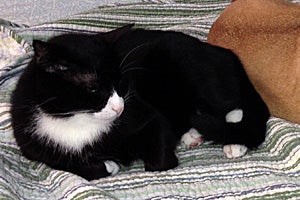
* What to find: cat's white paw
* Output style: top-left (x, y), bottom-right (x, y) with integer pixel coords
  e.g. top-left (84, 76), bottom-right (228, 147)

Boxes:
top-left (104, 160), bottom-right (120, 176)
top-left (225, 109), bottom-right (243, 123)
top-left (181, 128), bottom-right (204, 148)
top-left (223, 144), bottom-right (248, 159)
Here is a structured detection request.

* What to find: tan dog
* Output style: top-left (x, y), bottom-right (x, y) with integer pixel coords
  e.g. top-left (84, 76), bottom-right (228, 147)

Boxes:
top-left (207, 0), bottom-right (300, 124)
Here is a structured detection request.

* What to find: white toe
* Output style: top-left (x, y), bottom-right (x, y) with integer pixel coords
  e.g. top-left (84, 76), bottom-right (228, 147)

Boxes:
top-left (181, 128), bottom-right (204, 148)
top-left (104, 160), bottom-right (120, 176)
top-left (223, 144), bottom-right (248, 159)
top-left (225, 109), bottom-right (243, 123)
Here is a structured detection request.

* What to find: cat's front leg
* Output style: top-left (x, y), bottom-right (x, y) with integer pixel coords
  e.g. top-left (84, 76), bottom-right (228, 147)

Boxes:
top-left (72, 160), bottom-right (120, 180)
top-left (139, 117), bottom-right (179, 172)
top-left (144, 146), bottom-right (178, 172)
top-left (144, 149), bottom-right (178, 172)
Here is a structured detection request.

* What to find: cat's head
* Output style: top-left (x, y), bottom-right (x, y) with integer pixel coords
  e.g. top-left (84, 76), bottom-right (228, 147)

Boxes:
top-left (31, 25), bottom-right (133, 121)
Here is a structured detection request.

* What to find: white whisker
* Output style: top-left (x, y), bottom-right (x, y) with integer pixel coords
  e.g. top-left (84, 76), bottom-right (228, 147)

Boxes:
top-left (120, 60), bottom-right (137, 73)
top-left (124, 86), bottom-right (136, 102)
top-left (122, 67), bottom-right (147, 75)
top-left (119, 43), bottom-right (147, 70)
top-left (36, 97), bottom-right (57, 107)
top-left (47, 109), bottom-right (97, 116)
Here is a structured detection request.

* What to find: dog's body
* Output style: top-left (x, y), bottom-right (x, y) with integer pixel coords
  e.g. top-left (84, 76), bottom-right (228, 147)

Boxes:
top-left (208, 0), bottom-right (300, 124)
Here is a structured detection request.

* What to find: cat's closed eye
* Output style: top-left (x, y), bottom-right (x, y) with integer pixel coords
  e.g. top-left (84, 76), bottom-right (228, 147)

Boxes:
top-left (87, 85), bottom-right (98, 93)
top-left (44, 64), bottom-right (69, 73)
top-left (54, 64), bottom-right (68, 71)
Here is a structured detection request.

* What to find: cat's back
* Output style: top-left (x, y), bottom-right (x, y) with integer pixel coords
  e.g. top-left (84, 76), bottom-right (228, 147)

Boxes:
top-left (114, 28), bottom-right (245, 123)
top-left (116, 28), bottom-right (244, 93)
top-left (115, 28), bottom-right (242, 74)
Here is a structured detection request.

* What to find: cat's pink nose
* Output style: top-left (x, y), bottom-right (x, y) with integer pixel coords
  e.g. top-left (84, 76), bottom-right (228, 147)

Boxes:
top-left (112, 106), bottom-right (124, 116)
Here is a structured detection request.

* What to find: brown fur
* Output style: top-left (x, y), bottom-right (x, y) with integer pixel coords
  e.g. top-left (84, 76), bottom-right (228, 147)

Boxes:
top-left (207, 0), bottom-right (300, 124)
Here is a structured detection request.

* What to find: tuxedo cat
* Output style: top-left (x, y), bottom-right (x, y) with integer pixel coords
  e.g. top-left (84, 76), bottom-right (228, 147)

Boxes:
top-left (10, 24), bottom-right (269, 180)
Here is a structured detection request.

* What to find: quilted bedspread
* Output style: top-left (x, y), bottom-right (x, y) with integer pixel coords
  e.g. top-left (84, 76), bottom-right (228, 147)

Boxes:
top-left (1, 0), bottom-right (300, 199)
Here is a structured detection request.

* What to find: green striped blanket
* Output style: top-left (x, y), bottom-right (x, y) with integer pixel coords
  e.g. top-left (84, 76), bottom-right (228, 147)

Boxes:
top-left (1, 1), bottom-right (300, 199)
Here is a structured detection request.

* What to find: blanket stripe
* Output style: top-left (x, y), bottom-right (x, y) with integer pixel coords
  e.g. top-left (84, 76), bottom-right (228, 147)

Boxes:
top-left (1, 0), bottom-right (300, 199)
top-left (13, 1), bottom-right (230, 42)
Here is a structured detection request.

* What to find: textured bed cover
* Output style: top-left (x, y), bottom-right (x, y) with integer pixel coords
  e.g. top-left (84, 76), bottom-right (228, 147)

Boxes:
top-left (0, 0), bottom-right (300, 199)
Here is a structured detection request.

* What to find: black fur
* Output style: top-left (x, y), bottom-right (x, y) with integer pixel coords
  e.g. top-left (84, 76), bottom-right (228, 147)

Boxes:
top-left (10, 25), bottom-right (269, 180)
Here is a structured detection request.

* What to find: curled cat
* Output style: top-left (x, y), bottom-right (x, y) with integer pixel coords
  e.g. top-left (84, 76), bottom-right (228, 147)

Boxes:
top-left (10, 25), bottom-right (269, 180)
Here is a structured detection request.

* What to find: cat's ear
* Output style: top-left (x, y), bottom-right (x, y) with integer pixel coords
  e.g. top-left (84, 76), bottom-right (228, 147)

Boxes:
top-left (101, 24), bottom-right (134, 44)
top-left (32, 40), bottom-right (49, 64)
top-left (32, 40), bottom-right (67, 73)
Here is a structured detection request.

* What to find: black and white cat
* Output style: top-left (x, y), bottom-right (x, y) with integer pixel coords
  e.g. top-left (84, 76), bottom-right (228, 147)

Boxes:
top-left (10, 25), bottom-right (269, 180)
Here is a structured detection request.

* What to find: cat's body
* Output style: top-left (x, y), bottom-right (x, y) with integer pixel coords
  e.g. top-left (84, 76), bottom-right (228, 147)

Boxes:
top-left (11, 25), bottom-right (269, 180)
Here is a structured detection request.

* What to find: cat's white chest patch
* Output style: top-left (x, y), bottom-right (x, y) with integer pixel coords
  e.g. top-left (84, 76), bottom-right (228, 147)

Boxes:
top-left (34, 91), bottom-right (124, 153)
top-left (35, 111), bottom-right (113, 152)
